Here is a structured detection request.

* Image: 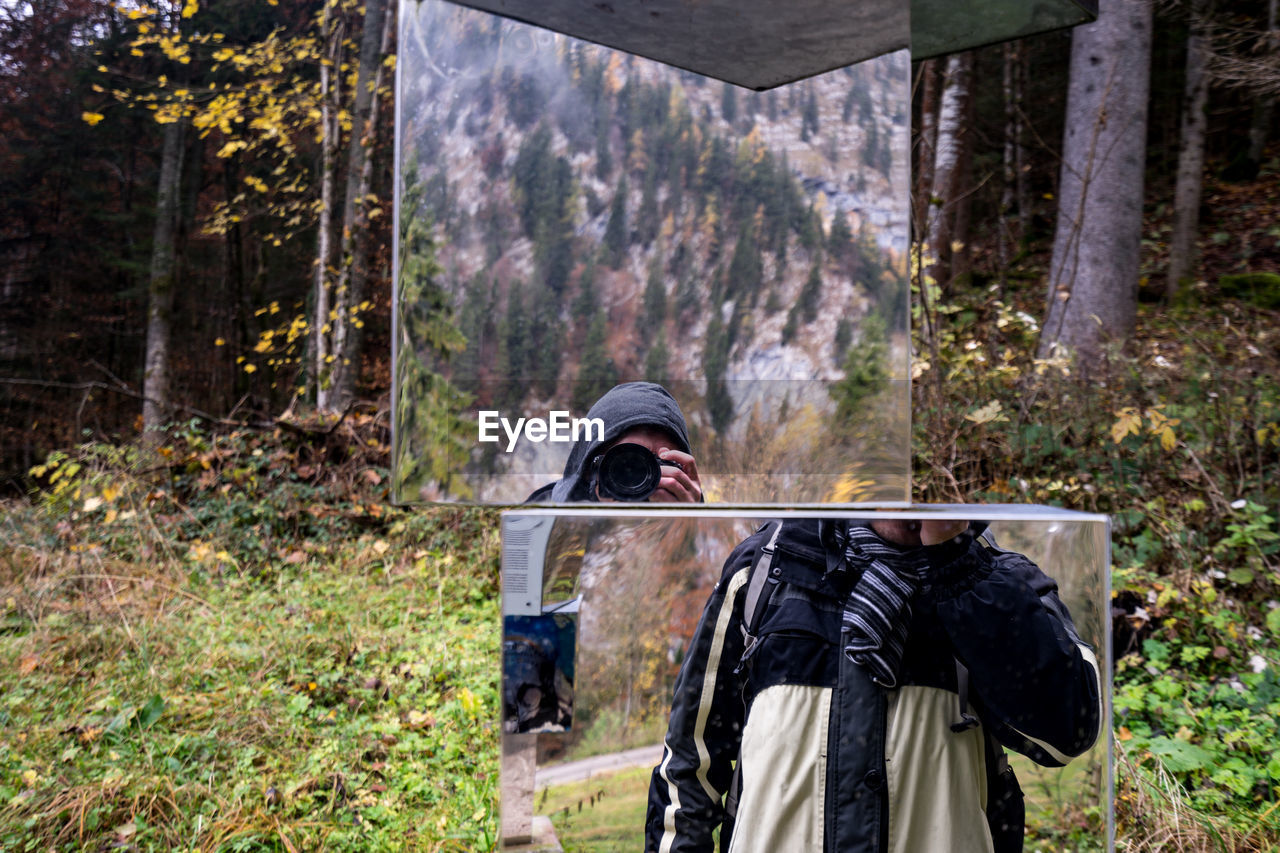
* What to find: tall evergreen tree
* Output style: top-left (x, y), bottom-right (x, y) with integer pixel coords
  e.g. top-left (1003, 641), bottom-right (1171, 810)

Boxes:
top-left (603, 176), bottom-right (629, 268)
top-left (830, 312), bottom-right (888, 424)
top-left (644, 328), bottom-right (671, 387)
top-left (636, 170), bottom-right (660, 246)
top-left (801, 86), bottom-right (820, 141)
top-left (574, 310), bottom-right (618, 411)
top-left (799, 263), bottom-right (823, 322)
top-left (721, 82), bottom-right (737, 124)
top-left (571, 254), bottom-right (599, 329)
top-left (641, 254), bottom-right (667, 335)
top-left (726, 224), bottom-right (763, 303)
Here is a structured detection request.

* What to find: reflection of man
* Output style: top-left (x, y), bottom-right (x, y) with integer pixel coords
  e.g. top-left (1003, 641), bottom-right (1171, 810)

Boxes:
top-left (503, 614), bottom-right (575, 734)
top-left (645, 518), bottom-right (1101, 853)
top-left (526, 381), bottom-right (702, 503)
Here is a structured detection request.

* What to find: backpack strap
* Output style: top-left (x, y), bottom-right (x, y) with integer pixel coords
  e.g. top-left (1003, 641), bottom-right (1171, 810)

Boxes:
top-left (950, 658), bottom-right (981, 733)
top-left (735, 520), bottom-right (783, 675)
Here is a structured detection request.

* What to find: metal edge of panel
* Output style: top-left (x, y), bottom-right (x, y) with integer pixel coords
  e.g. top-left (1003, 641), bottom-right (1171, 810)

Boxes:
top-left (909, 0), bottom-right (1100, 61)
top-left (439, 0), bottom-right (908, 90)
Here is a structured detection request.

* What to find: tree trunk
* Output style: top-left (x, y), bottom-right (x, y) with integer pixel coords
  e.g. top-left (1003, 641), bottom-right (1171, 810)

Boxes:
top-left (1038, 0), bottom-right (1152, 369)
top-left (915, 59), bottom-right (940, 235)
top-left (1168, 0), bottom-right (1211, 299)
top-left (313, 0), bottom-right (339, 409)
top-left (1016, 46), bottom-right (1031, 239)
top-left (998, 42), bottom-right (1020, 287)
top-left (925, 51), bottom-right (973, 287)
top-left (323, 0), bottom-right (391, 413)
top-left (142, 116), bottom-right (185, 437)
top-left (1245, 0), bottom-right (1277, 169)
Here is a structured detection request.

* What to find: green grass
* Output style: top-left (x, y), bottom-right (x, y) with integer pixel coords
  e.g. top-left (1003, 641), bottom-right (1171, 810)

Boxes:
top-left (540, 765), bottom-right (650, 853)
top-left (0, 478), bottom-right (504, 852)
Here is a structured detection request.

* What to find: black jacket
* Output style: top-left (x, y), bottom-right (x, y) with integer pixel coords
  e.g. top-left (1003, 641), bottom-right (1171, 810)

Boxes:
top-left (645, 519), bottom-right (1102, 853)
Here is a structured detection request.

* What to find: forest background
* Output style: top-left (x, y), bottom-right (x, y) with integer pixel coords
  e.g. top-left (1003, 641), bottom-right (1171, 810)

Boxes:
top-left (1, 0), bottom-right (1279, 850)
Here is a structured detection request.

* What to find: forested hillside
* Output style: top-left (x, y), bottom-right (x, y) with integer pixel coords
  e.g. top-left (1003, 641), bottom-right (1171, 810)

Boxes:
top-left (2, 0), bottom-right (1280, 849)
top-left (394, 2), bottom-right (911, 502)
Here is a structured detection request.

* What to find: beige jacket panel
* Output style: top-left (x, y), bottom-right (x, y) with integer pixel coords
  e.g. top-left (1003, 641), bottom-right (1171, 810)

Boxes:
top-left (728, 684), bottom-right (832, 853)
top-left (885, 685), bottom-right (994, 853)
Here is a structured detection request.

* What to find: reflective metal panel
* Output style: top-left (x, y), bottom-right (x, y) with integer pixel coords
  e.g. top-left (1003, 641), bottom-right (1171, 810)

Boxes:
top-left (442, 0), bottom-right (1098, 89)
top-left (394, 0), bottom-right (912, 504)
top-left (499, 506), bottom-right (1112, 851)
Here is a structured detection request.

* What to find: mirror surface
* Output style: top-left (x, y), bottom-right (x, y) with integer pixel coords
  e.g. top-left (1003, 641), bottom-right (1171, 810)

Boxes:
top-left (499, 507), bottom-right (1112, 851)
top-left (394, 0), bottom-right (911, 504)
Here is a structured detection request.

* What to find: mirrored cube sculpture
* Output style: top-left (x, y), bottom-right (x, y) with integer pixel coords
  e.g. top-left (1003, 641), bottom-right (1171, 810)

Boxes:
top-left (499, 506), bottom-right (1112, 851)
top-left (394, 0), bottom-right (911, 505)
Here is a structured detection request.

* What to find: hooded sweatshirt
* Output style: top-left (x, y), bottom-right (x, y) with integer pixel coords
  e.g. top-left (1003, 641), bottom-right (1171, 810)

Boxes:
top-left (526, 381), bottom-right (693, 503)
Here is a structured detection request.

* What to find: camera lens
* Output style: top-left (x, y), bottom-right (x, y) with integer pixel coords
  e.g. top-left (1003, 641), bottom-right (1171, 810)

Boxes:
top-left (595, 443), bottom-right (663, 501)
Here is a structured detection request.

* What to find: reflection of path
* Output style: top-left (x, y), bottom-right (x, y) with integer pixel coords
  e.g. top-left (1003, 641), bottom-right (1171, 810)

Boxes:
top-left (535, 744), bottom-right (664, 790)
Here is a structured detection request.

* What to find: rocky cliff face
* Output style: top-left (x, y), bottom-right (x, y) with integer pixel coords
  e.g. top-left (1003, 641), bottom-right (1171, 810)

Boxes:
top-left (397, 1), bottom-right (910, 499)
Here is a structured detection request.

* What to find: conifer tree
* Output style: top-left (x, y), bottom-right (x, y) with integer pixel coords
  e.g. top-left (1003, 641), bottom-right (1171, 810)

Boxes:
top-left (641, 254), bottom-right (667, 335)
top-left (637, 170), bottom-right (660, 246)
top-left (571, 254), bottom-right (599, 329)
top-left (644, 328), bottom-right (671, 386)
top-left (574, 310), bottom-right (618, 411)
top-left (603, 176), bottom-right (629, 268)
top-left (799, 263), bottom-right (823, 322)
top-left (831, 312), bottom-right (888, 423)
top-left (703, 312), bottom-right (733, 433)
top-left (721, 82), bottom-right (737, 124)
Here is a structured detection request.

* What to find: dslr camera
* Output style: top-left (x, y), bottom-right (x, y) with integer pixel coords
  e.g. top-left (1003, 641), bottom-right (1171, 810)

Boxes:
top-left (590, 443), bottom-right (685, 502)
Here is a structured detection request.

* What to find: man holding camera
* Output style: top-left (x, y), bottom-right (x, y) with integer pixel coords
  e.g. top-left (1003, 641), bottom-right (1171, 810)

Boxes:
top-left (526, 381), bottom-right (703, 503)
top-left (645, 516), bottom-right (1101, 853)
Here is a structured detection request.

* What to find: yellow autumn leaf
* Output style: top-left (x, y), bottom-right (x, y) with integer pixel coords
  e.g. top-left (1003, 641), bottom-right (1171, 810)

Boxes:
top-left (1110, 407), bottom-right (1142, 443)
top-left (964, 400), bottom-right (1007, 425)
top-left (82, 111), bottom-right (105, 126)
top-left (1159, 426), bottom-right (1177, 452)
top-left (182, 0), bottom-right (198, 18)
top-left (243, 363), bottom-right (257, 374)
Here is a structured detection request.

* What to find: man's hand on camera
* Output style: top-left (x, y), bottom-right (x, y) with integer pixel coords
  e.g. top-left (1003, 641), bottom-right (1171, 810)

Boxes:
top-left (653, 447), bottom-right (702, 503)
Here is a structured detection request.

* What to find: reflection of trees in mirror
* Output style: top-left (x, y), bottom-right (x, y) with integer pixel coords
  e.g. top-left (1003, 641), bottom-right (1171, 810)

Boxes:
top-left (543, 518), bottom-right (750, 763)
top-left (393, 155), bottom-right (473, 501)
top-left (396, 2), bottom-right (910, 499)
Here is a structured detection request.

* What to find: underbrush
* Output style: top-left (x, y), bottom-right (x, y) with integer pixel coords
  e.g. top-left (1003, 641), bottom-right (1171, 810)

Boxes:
top-left (914, 282), bottom-right (1280, 850)
top-left (0, 420), bottom-right (503, 851)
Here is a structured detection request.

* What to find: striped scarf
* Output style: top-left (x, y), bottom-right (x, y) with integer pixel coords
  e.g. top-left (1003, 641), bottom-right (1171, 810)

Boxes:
top-left (836, 522), bottom-right (933, 688)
